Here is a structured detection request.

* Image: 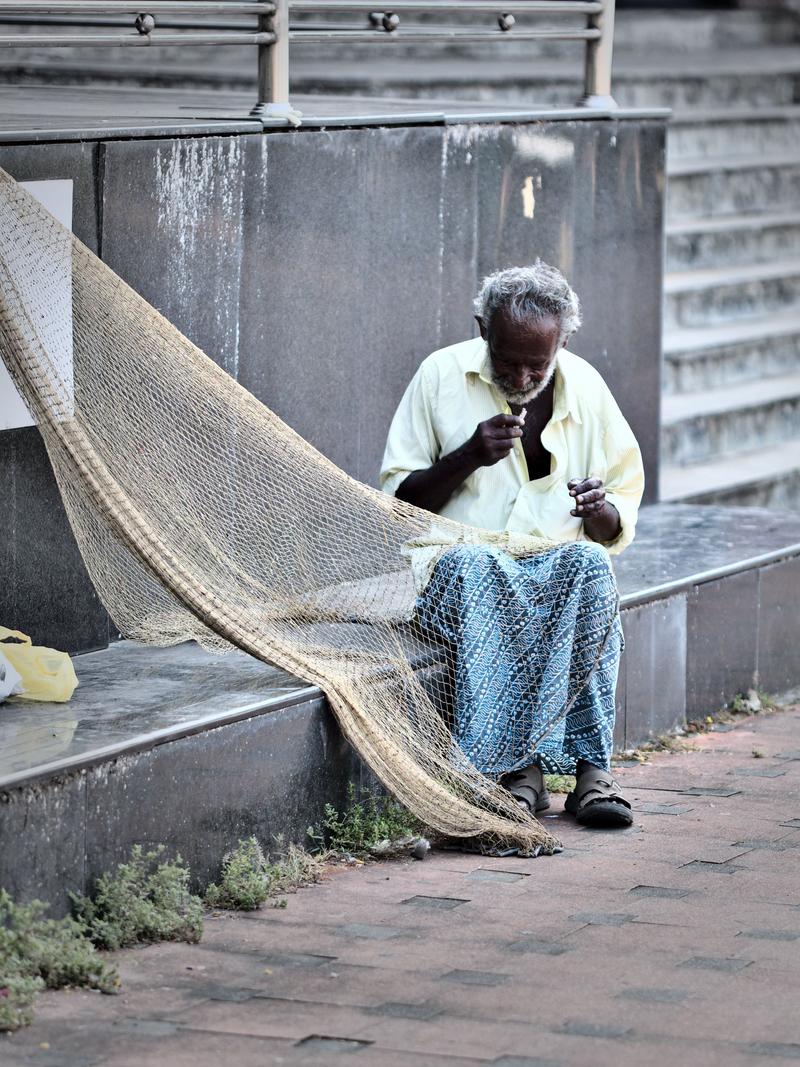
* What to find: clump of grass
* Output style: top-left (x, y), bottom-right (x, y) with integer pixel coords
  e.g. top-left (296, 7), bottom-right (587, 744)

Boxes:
top-left (267, 837), bottom-right (327, 895)
top-left (543, 774), bottom-right (576, 795)
top-left (309, 783), bottom-right (423, 857)
top-left (0, 890), bottom-right (118, 1032)
top-left (205, 836), bottom-right (327, 911)
top-left (71, 845), bottom-right (203, 951)
top-left (205, 837), bottom-right (271, 910)
top-left (731, 689), bottom-right (776, 716)
top-left (0, 973), bottom-right (42, 1032)
top-left (614, 730), bottom-right (700, 765)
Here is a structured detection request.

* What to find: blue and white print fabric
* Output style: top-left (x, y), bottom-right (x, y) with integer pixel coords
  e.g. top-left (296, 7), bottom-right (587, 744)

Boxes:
top-left (414, 541), bottom-right (622, 777)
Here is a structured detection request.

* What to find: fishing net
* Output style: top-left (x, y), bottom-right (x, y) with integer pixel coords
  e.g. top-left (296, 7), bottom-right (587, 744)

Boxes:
top-left (0, 167), bottom-right (606, 856)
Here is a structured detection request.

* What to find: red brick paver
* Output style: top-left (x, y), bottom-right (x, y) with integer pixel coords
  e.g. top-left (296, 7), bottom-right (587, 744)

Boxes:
top-left (3, 706), bottom-right (800, 1067)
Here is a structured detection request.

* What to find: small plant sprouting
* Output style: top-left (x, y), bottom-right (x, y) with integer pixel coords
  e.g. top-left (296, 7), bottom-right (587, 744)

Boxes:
top-left (543, 774), bottom-right (576, 795)
top-left (309, 783), bottom-right (423, 857)
top-left (205, 837), bottom-right (271, 910)
top-left (0, 890), bottom-right (119, 1033)
top-left (71, 845), bottom-right (203, 951)
top-left (205, 836), bottom-right (326, 911)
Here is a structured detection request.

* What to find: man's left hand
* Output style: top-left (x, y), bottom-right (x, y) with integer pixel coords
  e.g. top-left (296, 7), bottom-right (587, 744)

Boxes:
top-left (568, 477), bottom-right (606, 517)
top-left (568, 477), bottom-right (622, 543)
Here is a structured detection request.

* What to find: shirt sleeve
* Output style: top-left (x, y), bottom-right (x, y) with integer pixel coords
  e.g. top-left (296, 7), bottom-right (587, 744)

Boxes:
top-left (583, 388), bottom-right (645, 555)
top-left (380, 361), bottom-right (440, 498)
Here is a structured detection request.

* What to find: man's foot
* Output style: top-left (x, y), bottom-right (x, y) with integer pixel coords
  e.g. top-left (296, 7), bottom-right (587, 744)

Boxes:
top-left (499, 765), bottom-right (551, 813)
top-left (564, 766), bottom-right (632, 828)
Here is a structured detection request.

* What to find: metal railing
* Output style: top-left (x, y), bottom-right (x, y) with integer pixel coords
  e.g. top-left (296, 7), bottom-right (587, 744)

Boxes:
top-left (0, 0), bottom-right (617, 121)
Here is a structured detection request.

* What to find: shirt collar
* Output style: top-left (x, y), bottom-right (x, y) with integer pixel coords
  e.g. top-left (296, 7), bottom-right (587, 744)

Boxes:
top-left (465, 343), bottom-right (582, 425)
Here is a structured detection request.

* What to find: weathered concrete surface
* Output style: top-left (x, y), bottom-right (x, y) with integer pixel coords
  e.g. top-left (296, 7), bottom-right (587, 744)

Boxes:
top-left (3, 702), bottom-right (800, 1066)
top-left (2, 504), bottom-right (799, 914)
top-left (0, 110), bottom-right (666, 656)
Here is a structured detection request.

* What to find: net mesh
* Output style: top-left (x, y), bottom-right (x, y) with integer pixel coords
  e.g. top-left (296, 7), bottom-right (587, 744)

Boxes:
top-left (0, 167), bottom-right (598, 856)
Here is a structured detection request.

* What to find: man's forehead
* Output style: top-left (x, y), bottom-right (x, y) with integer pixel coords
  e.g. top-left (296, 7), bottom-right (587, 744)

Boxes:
top-left (489, 312), bottom-right (560, 358)
top-left (491, 309), bottom-right (559, 336)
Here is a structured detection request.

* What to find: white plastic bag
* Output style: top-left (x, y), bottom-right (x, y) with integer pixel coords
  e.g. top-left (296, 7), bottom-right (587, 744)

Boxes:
top-left (0, 647), bottom-right (24, 702)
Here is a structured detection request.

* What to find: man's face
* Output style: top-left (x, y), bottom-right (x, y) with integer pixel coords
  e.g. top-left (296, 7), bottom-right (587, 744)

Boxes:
top-left (479, 311), bottom-right (561, 406)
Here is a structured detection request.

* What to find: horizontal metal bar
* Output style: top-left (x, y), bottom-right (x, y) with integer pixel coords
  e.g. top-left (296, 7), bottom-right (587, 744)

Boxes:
top-left (0, 30), bottom-right (275, 45)
top-left (289, 1), bottom-right (602, 11)
top-left (290, 27), bottom-right (600, 41)
top-left (0, 2), bottom-right (272, 12)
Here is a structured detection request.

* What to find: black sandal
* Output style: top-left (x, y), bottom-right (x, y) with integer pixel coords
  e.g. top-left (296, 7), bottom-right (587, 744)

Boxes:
top-left (500, 765), bottom-right (551, 814)
top-left (564, 769), bottom-right (632, 828)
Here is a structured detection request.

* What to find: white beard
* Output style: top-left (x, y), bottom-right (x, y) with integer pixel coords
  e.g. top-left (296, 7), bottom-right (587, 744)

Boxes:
top-left (492, 360), bottom-right (556, 407)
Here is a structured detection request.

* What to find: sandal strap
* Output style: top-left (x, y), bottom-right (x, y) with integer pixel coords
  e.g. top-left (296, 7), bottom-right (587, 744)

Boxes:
top-left (574, 771), bottom-right (632, 811)
top-left (501, 766), bottom-right (545, 810)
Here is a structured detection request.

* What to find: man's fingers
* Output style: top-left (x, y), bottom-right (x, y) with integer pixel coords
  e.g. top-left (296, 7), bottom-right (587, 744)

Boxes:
top-left (490, 414), bottom-right (525, 429)
top-left (488, 427), bottom-right (522, 440)
top-left (571, 500), bottom-right (606, 516)
top-left (574, 487), bottom-right (605, 506)
top-left (568, 477), bottom-right (603, 496)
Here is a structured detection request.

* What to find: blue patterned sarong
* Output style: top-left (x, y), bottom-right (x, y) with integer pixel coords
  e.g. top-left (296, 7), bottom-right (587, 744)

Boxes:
top-left (414, 541), bottom-right (622, 777)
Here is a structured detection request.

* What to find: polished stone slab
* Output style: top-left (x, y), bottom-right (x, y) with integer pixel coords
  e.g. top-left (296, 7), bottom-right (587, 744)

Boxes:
top-left (0, 83), bottom-right (668, 142)
top-left (615, 504), bottom-right (800, 607)
top-left (3, 502), bottom-right (799, 790)
top-left (0, 641), bottom-right (315, 789)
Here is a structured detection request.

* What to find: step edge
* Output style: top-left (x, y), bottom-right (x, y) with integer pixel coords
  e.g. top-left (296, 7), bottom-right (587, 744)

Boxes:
top-left (619, 540), bottom-right (800, 610)
top-left (661, 375), bottom-right (800, 423)
top-left (667, 212), bottom-right (800, 237)
top-left (0, 682), bottom-right (325, 792)
top-left (664, 317), bottom-right (800, 355)
top-left (665, 259), bottom-right (800, 292)
top-left (669, 151), bottom-right (800, 177)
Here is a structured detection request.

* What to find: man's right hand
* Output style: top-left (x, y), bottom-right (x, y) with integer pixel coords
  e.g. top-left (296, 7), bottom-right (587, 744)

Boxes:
top-left (468, 414), bottom-right (525, 467)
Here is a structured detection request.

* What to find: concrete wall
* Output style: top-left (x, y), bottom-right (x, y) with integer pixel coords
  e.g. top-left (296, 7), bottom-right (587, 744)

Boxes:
top-left (0, 116), bottom-right (666, 654)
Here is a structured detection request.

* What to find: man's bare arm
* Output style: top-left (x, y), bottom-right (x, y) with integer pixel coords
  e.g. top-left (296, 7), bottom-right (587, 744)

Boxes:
top-left (396, 414), bottom-right (524, 513)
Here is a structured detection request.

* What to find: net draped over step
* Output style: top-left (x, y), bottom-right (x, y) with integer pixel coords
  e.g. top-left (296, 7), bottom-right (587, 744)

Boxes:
top-left (0, 168), bottom-right (609, 855)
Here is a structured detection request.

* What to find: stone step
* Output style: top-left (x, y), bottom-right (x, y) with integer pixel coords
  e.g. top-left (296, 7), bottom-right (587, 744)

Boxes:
top-left (3, 502), bottom-right (800, 912)
top-left (668, 152), bottom-right (800, 221)
top-left (4, 49), bottom-right (798, 114)
top-left (663, 314), bottom-right (800, 395)
top-left (660, 440), bottom-right (800, 508)
top-left (664, 258), bottom-right (800, 330)
top-left (666, 212), bottom-right (800, 272)
top-left (668, 107), bottom-right (800, 161)
top-left (0, 10), bottom-right (798, 107)
top-left (661, 371), bottom-right (800, 466)
top-left (289, 47), bottom-right (800, 111)
top-left (610, 9), bottom-right (800, 51)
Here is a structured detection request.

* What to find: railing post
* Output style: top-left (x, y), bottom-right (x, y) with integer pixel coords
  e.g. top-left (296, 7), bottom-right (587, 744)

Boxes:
top-left (580, 0), bottom-right (617, 109)
top-left (251, 0), bottom-right (296, 122)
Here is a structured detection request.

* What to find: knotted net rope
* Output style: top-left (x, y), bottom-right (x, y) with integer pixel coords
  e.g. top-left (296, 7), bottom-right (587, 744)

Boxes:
top-left (0, 168), bottom-right (593, 855)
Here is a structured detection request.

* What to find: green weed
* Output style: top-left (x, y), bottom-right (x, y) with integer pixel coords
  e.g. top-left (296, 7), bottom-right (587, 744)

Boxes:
top-left (205, 837), bottom-right (271, 910)
top-left (72, 845), bottom-right (203, 951)
top-left (205, 836), bottom-right (327, 911)
top-left (309, 783), bottom-right (422, 856)
top-left (0, 890), bottom-right (118, 1033)
top-left (543, 774), bottom-right (576, 795)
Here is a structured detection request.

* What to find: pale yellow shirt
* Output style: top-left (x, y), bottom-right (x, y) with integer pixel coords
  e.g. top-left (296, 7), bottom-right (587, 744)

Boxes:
top-left (380, 337), bottom-right (645, 554)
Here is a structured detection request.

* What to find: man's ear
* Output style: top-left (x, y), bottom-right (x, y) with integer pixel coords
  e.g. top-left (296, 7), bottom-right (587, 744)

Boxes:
top-left (475, 315), bottom-right (487, 341)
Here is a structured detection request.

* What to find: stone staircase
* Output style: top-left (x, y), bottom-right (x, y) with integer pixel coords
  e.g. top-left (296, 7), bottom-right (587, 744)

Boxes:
top-left (2, 6), bottom-right (799, 506)
top-left (300, 8), bottom-right (800, 507)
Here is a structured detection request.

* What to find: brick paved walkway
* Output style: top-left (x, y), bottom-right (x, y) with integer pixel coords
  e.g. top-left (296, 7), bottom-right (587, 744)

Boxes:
top-left (4, 705), bottom-right (800, 1067)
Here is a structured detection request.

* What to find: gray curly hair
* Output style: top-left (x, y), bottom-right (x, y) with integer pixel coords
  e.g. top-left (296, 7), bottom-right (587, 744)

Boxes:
top-left (474, 262), bottom-right (582, 344)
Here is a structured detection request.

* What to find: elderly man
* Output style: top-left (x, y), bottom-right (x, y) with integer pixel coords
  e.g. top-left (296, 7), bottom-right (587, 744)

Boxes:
top-left (381, 263), bottom-right (644, 828)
